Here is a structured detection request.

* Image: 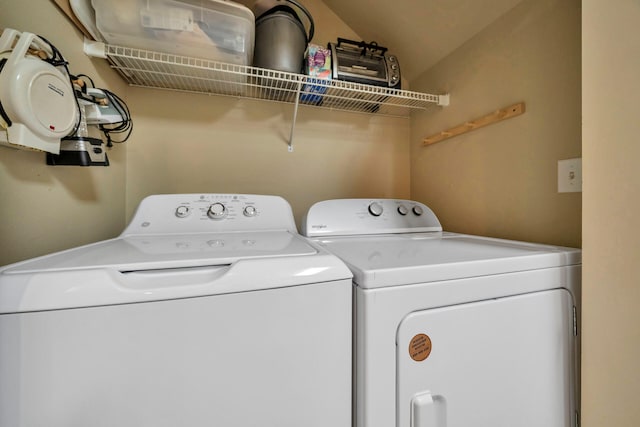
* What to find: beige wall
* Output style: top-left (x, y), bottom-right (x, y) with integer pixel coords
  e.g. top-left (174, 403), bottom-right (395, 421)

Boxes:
top-left (0, 0), bottom-right (410, 266)
top-left (582, 1), bottom-right (640, 425)
top-left (410, 0), bottom-right (582, 248)
top-left (0, 0), bottom-right (128, 265)
top-left (125, 90), bottom-right (410, 225)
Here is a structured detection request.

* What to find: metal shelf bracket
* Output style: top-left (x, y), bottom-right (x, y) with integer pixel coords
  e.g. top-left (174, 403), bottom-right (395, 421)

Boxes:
top-left (83, 38), bottom-right (106, 59)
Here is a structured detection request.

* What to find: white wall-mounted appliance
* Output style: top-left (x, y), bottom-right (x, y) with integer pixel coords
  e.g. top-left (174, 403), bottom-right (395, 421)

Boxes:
top-left (0, 29), bottom-right (77, 154)
top-left (0, 194), bottom-right (352, 427)
top-left (303, 198), bottom-right (581, 427)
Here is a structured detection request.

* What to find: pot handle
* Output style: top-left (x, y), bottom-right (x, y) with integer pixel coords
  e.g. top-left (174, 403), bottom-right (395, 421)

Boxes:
top-left (283, 0), bottom-right (315, 43)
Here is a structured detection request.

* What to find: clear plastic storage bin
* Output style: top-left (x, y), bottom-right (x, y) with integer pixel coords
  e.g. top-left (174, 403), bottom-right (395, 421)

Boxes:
top-left (92, 0), bottom-right (254, 65)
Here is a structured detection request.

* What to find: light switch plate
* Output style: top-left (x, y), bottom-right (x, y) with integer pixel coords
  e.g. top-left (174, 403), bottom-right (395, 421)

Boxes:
top-left (558, 158), bottom-right (582, 193)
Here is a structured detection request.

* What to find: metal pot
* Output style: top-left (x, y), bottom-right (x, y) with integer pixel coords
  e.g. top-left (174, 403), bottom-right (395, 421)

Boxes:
top-left (253, 0), bottom-right (314, 74)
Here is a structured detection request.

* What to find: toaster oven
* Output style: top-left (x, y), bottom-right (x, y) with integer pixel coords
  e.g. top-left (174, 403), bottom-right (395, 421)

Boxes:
top-left (329, 38), bottom-right (401, 89)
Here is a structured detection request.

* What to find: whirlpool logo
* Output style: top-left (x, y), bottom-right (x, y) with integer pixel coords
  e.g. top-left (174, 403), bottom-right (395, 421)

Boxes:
top-left (311, 224), bottom-right (327, 229)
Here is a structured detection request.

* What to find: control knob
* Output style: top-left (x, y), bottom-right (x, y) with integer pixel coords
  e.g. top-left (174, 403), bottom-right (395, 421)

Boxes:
top-left (175, 205), bottom-right (191, 218)
top-left (208, 202), bottom-right (228, 220)
top-left (412, 205), bottom-right (424, 216)
top-left (397, 205), bottom-right (408, 216)
top-left (243, 206), bottom-right (257, 217)
top-left (368, 202), bottom-right (384, 217)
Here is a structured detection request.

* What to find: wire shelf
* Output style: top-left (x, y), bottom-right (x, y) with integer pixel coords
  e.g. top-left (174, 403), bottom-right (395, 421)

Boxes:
top-left (87, 42), bottom-right (449, 118)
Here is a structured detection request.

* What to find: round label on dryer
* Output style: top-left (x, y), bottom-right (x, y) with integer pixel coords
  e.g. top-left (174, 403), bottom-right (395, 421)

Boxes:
top-left (409, 333), bottom-right (432, 361)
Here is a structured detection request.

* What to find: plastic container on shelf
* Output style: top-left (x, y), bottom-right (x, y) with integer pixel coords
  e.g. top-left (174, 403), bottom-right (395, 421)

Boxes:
top-left (92, 0), bottom-right (255, 65)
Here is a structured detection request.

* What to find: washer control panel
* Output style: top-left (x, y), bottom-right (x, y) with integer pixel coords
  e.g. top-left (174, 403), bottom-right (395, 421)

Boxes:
top-left (302, 199), bottom-right (442, 237)
top-left (122, 194), bottom-right (298, 236)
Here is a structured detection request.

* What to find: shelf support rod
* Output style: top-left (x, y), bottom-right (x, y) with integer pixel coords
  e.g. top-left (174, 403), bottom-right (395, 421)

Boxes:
top-left (288, 79), bottom-right (303, 152)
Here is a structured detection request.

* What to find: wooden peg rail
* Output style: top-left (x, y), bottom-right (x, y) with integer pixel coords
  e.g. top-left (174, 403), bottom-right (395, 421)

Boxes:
top-left (423, 102), bottom-right (526, 146)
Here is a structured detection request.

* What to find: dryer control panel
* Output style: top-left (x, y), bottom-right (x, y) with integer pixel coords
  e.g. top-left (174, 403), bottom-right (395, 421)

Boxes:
top-left (302, 199), bottom-right (443, 237)
top-left (121, 194), bottom-right (297, 236)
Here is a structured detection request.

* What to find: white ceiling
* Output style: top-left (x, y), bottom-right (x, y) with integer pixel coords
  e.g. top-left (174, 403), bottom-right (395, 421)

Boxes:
top-left (319, 0), bottom-right (525, 81)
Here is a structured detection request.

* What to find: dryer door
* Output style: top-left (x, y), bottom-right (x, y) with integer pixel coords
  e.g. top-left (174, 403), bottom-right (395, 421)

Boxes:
top-left (396, 289), bottom-right (577, 427)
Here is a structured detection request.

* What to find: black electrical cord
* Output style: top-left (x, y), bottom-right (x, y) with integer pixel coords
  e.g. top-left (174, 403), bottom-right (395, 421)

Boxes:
top-left (98, 89), bottom-right (133, 146)
top-left (76, 73), bottom-right (95, 88)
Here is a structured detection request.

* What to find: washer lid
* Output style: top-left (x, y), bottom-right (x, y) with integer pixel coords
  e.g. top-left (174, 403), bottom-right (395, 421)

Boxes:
top-left (314, 232), bottom-right (581, 288)
top-left (0, 231), bottom-right (352, 313)
top-left (5, 231), bottom-right (316, 274)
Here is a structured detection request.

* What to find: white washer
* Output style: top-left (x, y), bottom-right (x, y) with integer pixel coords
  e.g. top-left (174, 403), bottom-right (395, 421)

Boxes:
top-left (302, 199), bottom-right (581, 427)
top-left (0, 194), bottom-right (352, 427)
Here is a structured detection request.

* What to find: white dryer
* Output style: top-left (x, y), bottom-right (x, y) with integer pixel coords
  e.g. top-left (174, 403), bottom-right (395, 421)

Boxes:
top-left (302, 199), bottom-right (581, 427)
top-left (0, 194), bottom-right (352, 427)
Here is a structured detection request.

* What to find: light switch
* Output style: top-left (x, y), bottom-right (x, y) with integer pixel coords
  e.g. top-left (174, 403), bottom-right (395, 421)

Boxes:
top-left (558, 158), bottom-right (582, 193)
